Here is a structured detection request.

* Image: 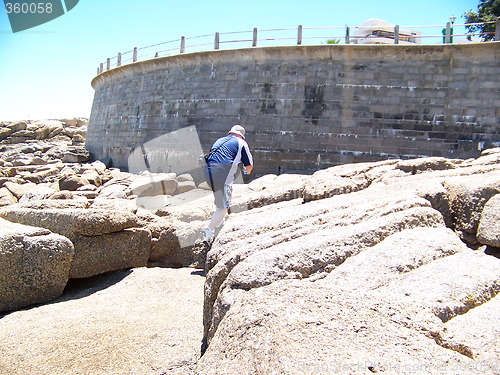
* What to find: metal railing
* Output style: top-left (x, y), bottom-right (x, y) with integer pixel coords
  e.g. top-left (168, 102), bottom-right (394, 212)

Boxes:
top-left (97, 19), bottom-right (500, 75)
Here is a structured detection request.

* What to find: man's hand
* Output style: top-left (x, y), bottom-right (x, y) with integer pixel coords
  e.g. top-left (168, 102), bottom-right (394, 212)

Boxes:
top-left (243, 165), bottom-right (254, 175)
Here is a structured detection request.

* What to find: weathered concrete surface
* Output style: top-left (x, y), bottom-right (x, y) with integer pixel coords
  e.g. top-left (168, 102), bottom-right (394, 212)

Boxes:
top-left (0, 267), bottom-right (205, 375)
top-left (88, 43), bottom-right (500, 174)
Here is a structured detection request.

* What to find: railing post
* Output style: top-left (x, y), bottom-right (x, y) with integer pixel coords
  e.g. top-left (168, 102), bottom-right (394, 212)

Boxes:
top-left (444, 22), bottom-right (451, 43)
top-left (99, 63), bottom-right (103, 74)
top-left (297, 25), bottom-right (302, 45)
top-left (106, 58), bottom-right (110, 70)
top-left (97, 67), bottom-right (100, 75)
top-left (345, 26), bottom-right (350, 44)
top-left (496, 17), bottom-right (500, 41)
top-left (214, 32), bottom-right (220, 49)
top-left (394, 25), bottom-right (400, 44)
top-left (252, 27), bottom-right (257, 47)
top-left (117, 52), bottom-right (122, 67)
top-left (180, 36), bottom-right (185, 53)
top-left (133, 47), bottom-right (138, 62)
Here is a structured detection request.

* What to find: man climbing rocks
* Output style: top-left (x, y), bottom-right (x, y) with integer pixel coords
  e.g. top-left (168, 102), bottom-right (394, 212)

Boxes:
top-left (202, 125), bottom-right (253, 242)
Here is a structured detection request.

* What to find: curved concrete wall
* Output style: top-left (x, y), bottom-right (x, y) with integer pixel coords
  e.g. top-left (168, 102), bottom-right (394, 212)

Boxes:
top-left (87, 42), bottom-right (500, 175)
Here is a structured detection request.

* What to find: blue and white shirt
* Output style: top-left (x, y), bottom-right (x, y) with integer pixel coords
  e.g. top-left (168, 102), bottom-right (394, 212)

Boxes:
top-left (207, 135), bottom-right (253, 185)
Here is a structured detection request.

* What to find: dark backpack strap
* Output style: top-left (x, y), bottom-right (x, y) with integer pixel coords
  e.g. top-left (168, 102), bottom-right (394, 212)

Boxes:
top-left (207, 136), bottom-right (233, 161)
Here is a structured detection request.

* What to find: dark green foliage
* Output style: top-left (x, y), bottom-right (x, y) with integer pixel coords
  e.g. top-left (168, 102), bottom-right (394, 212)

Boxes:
top-left (464, 0), bottom-right (500, 41)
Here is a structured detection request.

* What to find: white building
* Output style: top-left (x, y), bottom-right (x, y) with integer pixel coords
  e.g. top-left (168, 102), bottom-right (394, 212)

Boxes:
top-left (354, 19), bottom-right (421, 44)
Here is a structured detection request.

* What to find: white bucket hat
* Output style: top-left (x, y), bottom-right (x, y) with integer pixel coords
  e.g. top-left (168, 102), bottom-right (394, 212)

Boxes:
top-left (228, 125), bottom-right (246, 139)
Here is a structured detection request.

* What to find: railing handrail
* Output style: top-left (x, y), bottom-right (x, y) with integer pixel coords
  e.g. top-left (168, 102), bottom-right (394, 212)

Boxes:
top-left (96, 19), bottom-right (500, 75)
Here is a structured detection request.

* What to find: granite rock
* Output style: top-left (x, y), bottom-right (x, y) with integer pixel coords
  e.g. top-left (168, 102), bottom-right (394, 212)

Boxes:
top-left (0, 218), bottom-right (74, 312)
top-left (477, 194), bottom-right (500, 247)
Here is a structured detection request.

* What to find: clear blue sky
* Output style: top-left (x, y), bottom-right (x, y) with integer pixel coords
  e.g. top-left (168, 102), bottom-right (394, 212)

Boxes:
top-left (0, 0), bottom-right (480, 120)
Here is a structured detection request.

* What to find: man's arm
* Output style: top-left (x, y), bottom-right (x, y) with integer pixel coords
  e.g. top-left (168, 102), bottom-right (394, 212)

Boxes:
top-left (240, 140), bottom-right (253, 174)
top-left (243, 165), bottom-right (254, 174)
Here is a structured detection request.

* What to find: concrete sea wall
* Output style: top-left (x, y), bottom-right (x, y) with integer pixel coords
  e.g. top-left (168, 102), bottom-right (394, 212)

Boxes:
top-left (87, 42), bottom-right (500, 175)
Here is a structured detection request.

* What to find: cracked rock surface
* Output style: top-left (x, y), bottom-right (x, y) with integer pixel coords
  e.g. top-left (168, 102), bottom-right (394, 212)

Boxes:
top-left (197, 149), bottom-right (500, 374)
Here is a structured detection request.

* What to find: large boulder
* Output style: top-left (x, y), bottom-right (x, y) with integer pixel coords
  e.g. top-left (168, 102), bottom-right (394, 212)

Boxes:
top-left (477, 194), bottom-right (500, 247)
top-left (3, 181), bottom-right (38, 199)
top-left (149, 220), bottom-right (209, 268)
top-left (202, 184), bottom-right (445, 344)
top-left (198, 155), bottom-right (500, 373)
top-left (96, 183), bottom-right (130, 199)
top-left (157, 188), bottom-right (213, 221)
top-left (440, 294), bottom-right (500, 366)
top-left (302, 160), bottom-right (396, 202)
top-left (129, 172), bottom-right (178, 197)
top-left (198, 222), bottom-right (500, 374)
top-left (22, 164), bottom-right (61, 183)
top-left (90, 197), bottom-right (137, 213)
top-left (232, 173), bottom-right (307, 211)
top-left (142, 217), bottom-right (210, 269)
top-left (12, 199), bottom-right (90, 210)
top-left (443, 174), bottom-right (500, 244)
top-left (6, 129), bottom-right (35, 144)
top-left (69, 228), bottom-right (151, 278)
top-left (10, 155), bottom-right (46, 166)
top-left (396, 157), bottom-right (459, 174)
top-left (80, 170), bottom-right (102, 187)
top-left (0, 187), bottom-right (17, 207)
top-left (0, 207), bottom-right (150, 278)
top-left (0, 207), bottom-right (139, 237)
top-left (0, 218), bottom-right (74, 312)
top-left (197, 275), bottom-right (496, 374)
top-left (324, 227), bottom-right (468, 293)
top-left (0, 166), bottom-right (17, 178)
top-left (0, 126), bottom-right (13, 141)
top-left (61, 146), bottom-right (90, 163)
top-left (61, 124), bottom-right (87, 139)
top-left (30, 121), bottom-right (64, 140)
top-left (58, 175), bottom-right (90, 191)
top-left (18, 184), bottom-right (57, 203)
top-left (4, 121), bottom-right (27, 132)
top-left (175, 179), bottom-right (196, 194)
top-left (144, 219), bottom-right (180, 262)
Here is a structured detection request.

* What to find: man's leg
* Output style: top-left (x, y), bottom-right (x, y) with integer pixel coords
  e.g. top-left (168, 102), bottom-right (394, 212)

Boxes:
top-left (209, 207), bottom-right (228, 231)
top-left (202, 208), bottom-right (226, 242)
top-left (202, 182), bottom-right (231, 242)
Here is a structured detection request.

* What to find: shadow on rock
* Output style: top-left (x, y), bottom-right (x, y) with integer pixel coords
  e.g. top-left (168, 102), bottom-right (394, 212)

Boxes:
top-left (0, 269), bottom-right (133, 319)
top-left (485, 246), bottom-right (500, 259)
top-left (60, 269), bottom-right (133, 301)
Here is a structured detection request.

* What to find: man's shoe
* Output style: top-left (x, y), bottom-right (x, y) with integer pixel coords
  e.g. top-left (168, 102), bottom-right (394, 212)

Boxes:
top-left (201, 227), bottom-right (214, 243)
